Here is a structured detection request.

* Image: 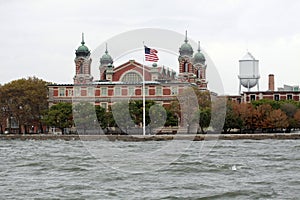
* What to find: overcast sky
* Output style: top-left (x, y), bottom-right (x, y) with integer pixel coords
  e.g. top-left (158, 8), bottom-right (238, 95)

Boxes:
top-left (0, 0), bottom-right (299, 95)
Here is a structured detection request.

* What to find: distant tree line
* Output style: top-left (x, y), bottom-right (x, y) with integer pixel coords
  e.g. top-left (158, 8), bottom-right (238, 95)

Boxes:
top-left (223, 99), bottom-right (300, 133)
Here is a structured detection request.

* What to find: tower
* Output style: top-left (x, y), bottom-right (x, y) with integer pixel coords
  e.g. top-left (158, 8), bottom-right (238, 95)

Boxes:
top-left (178, 32), bottom-right (207, 90)
top-left (238, 52), bottom-right (260, 93)
top-left (178, 31), bottom-right (194, 82)
top-left (73, 33), bottom-right (93, 84)
top-left (193, 41), bottom-right (207, 90)
top-left (99, 43), bottom-right (114, 80)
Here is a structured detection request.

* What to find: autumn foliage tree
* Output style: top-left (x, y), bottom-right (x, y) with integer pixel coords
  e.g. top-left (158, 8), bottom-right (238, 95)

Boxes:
top-left (0, 77), bottom-right (48, 133)
top-left (293, 109), bottom-right (300, 129)
top-left (0, 88), bottom-right (8, 133)
top-left (223, 99), bottom-right (295, 133)
top-left (280, 103), bottom-right (298, 132)
top-left (223, 100), bottom-right (243, 133)
top-left (263, 109), bottom-right (289, 131)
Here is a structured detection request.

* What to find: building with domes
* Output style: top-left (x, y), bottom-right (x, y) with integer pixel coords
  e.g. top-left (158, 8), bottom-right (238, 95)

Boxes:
top-left (177, 31), bottom-right (207, 90)
top-left (48, 32), bottom-right (209, 109)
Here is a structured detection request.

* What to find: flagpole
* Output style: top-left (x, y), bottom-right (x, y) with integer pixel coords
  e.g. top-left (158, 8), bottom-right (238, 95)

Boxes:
top-left (142, 42), bottom-right (146, 136)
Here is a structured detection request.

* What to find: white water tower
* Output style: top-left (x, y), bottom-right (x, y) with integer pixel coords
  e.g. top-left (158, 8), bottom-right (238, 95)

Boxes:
top-left (238, 52), bottom-right (260, 93)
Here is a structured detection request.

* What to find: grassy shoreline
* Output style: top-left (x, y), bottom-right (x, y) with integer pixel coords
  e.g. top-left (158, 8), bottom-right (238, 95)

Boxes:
top-left (1, 133), bottom-right (300, 141)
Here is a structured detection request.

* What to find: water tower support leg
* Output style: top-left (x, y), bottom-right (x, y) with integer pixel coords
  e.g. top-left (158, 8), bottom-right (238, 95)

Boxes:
top-left (247, 81), bottom-right (250, 92)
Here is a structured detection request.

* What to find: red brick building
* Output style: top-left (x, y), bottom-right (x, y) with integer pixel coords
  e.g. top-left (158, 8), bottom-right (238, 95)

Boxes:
top-left (48, 32), bottom-right (209, 108)
top-left (228, 74), bottom-right (300, 103)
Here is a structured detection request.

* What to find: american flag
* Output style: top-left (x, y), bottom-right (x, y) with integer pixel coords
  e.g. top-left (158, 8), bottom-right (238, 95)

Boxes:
top-left (144, 46), bottom-right (159, 62)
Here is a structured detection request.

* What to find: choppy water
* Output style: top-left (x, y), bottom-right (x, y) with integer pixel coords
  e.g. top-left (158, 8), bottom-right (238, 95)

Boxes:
top-left (0, 139), bottom-right (299, 199)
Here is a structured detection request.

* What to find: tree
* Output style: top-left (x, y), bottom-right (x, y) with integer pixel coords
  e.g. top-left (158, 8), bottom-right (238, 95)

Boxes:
top-left (281, 103), bottom-right (297, 131)
top-left (210, 97), bottom-right (226, 133)
top-left (238, 103), bottom-right (259, 133)
top-left (178, 88), bottom-right (198, 133)
top-left (255, 104), bottom-right (273, 130)
top-left (105, 106), bottom-right (116, 128)
top-left (223, 101), bottom-right (243, 133)
top-left (43, 102), bottom-right (73, 134)
top-left (174, 87), bottom-right (212, 133)
top-left (293, 109), bottom-right (300, 129)
top-left (0, 85), bottom-right (8, 133)
top-left (252, 99), bottom-right (281, 110)
top-left (111, 101), bottom-right (135, 134)
top-left (195, 89), bottom-right (212, 134)
top-left (165, 108), bottom-right (178, 127)
top-left (197, 107), bottom-right (211, 134)
top-left (111, 100), bottom-right (160, 134)
top-left (0, 77), bottom-right (48, 133)
top-left (95, 105), bottom-right (109, 130)
top-left (73, 102), bottom-right (96, 134)
top-left (0, 114), bottom-right (5, 134)
top-left (263, 109), bottom-right (289, 131)
top-left (130, 100), bottom-right (157, 127)
top-left (148, 104), bottom-right (167, 134)
top-left (169, 100), bottom-right (180, 125)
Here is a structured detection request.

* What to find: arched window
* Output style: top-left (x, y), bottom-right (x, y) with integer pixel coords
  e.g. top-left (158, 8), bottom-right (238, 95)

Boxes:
top-left (103, 70), bottom-right (107, 80)
top-left (184, 62), bottom-right (188, 72)
top-left (80, 62), bottom-right (83, 74)
top-left (121, 71), bottom-right (142, 83)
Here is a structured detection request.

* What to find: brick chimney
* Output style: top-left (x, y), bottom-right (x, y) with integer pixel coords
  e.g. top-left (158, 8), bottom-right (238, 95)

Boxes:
top-left (268, 74), bottom-right (275, 91)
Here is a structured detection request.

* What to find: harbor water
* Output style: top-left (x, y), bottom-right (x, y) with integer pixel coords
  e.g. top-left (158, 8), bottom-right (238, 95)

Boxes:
top-left (0, 139), bottom-right (299, 199)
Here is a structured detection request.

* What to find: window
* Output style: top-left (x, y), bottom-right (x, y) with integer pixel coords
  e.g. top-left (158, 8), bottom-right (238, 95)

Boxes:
top-left (156, 86), bottom-right (162, 96)
top-left (74, 87), bottom-right (80, 97)
top-left (128, 87), bottom-right (135, 96)
top-left (79, 62), bottom-right (83, 74)
top-left (171, 86), bottom-right (178, 95)
top-left (115, 87), bottom-right (121, 96)
top-left (67, 89), bottom-right (73, 97)
top-left (121, 72), bottom-right (142, 83)
top-left (287, 94), bottom-right (293, 100)
top-left (184, 62), bottom-right (188, 72)
top-left (48, 88), bottom-right (54, 97)
top-left (250, 95), bottom-right (255, 101)
top-left (59, 88), bottom-right (65, 97)
top-left (87, 87), bottom-right (94, 97)
top-left (274, 94), bottom-right (280, 101)
top-left (100, 102), bottom-right (108, 110)
top-left (101, 87), bottom-right (107, 96)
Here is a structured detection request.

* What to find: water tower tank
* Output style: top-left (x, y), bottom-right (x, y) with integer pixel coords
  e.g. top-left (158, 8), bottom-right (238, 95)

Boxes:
top-left (238, 52), bottom-right (260, 93)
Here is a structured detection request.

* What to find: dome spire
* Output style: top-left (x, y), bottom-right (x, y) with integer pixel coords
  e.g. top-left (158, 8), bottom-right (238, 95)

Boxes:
top-left (105, 43), bottom-right (108, 54)
top-left (184, 30), bottom-right (188, 43)
top-left (100, 43), bottom-right (113, 67)
top-left (81, 32), bottom-right (85, 45)
top-left (193, 41), bottom-right (206, 64)
top-left (179, 30), bottom-right (193, 57)
top-left (75, 33), bottom-right (90, 57)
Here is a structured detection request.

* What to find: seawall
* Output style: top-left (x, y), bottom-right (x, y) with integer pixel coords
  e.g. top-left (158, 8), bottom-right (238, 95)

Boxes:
top-left (1, 133), bottom-right (300, 141)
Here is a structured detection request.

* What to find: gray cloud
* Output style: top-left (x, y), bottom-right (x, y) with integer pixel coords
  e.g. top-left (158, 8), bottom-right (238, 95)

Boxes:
top-left (0, 0), bottom-right (299, 94)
